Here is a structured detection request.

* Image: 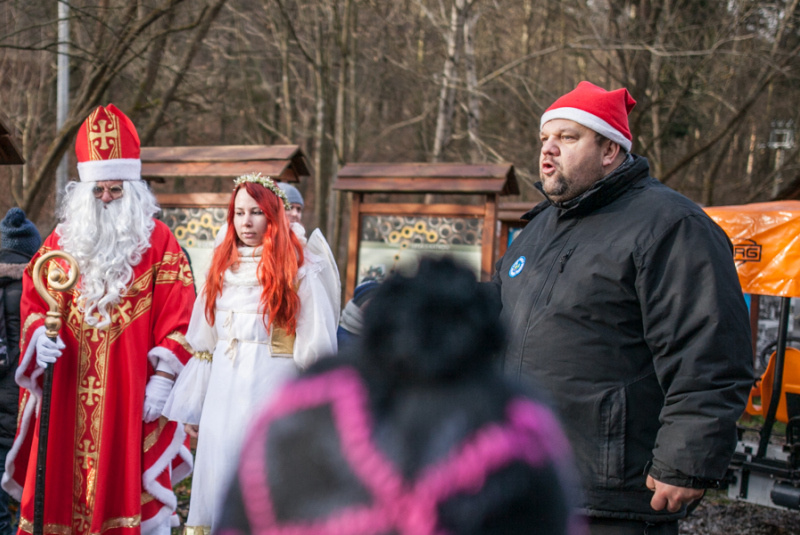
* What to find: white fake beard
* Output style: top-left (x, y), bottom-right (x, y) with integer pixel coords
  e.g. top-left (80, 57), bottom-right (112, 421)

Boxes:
top-left (57, 180), bottom-right (159, 328)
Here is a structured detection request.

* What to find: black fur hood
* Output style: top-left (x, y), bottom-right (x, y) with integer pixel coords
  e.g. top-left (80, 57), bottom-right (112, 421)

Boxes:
top-left (0, 248), bottom-right (31, 286)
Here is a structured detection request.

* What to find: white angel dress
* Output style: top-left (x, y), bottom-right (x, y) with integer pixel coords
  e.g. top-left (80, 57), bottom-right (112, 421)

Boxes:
top-left (163, 227), bottom-right (340, 534)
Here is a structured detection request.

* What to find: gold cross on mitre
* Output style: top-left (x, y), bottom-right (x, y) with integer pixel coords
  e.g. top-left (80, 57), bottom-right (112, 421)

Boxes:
top-left (89, 119), bottom-right (116, 151)
top-left (85, 106), bottom-right (122, 160)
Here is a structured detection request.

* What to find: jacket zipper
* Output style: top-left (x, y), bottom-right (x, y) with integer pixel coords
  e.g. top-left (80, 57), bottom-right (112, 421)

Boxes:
top-left (546, 247), bottom-right (574, 305)
top-left (516, 217), bottom-right (582, 379)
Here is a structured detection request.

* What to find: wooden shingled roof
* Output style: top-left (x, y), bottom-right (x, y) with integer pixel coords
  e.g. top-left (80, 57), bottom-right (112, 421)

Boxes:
top-left (333, 162), bottom-right (519, 195)
top-left (140, 145), bottom-right (310, 183)
top-left (0, 114), bottom-right (23, 165)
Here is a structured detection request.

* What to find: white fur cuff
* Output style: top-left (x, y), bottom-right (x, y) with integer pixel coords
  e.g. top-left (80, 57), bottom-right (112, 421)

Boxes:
top-left (148, 346), bottom-right (185, 377)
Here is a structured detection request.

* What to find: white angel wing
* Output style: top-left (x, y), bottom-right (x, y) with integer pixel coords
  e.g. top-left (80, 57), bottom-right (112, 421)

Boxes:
top-left (305, 229), bottom-right (342, 326)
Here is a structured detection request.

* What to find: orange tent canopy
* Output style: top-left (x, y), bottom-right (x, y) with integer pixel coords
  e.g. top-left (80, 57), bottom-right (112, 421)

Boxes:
top-left (705, 201), bottom-right (800, 298)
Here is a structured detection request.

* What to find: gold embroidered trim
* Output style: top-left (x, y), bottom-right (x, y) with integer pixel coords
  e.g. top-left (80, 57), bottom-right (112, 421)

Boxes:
top-left (194, 351), bottom-right (213, 362)
top-left (271, 327), bottom-right (296, 356)
top-left (166, 331), bottom-right (194, 355)
top-left (20, 513), bottom-right (142, 535)
top-left (19, 518), bottom-right (72, 535)
top-left (161, 251), bottom-right (184, 264)
top-left (21, 313), bottom-right (45, 347)
top-left (155, 266), bottom-right (193, 287)
top-left (25, 246), bottom-right (52, 277)
top-left (141, 492), bottom-right (155, 506)
top-left (155, 252), bottom-right (194, 288)
top-left (17, 390), bottom-right (28, 429)
top-left (184, 525), bottom-right (212, 535)
top-left (100, 514), bottom-right (141, 532)
top-left (143, 417), bottom-right (168, 453)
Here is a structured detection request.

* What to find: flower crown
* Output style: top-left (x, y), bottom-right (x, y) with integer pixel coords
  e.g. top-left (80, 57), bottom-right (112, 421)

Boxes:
top-left (233, 172), bottom-right (291, 211)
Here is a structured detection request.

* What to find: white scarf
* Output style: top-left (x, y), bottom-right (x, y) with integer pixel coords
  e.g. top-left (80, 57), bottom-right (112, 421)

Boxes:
top-left (223, 246), bottom-right (262, 287)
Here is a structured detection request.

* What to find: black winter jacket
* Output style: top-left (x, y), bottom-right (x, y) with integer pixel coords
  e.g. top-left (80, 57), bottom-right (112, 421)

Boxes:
top-left (0, 249), bottom-right (30, 449)
top-left (488, 155), bottom-right (753, 521)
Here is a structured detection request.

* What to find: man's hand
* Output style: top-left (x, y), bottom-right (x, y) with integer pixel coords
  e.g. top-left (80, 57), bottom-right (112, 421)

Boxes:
top-left (184, 424), bottom-right (199, 438)
top-left (143, 375), bottom-right (173, 422)
top-left (36, 335), bottom-right (65, 369)
top-left (647, 475), bottom-right (704, 512)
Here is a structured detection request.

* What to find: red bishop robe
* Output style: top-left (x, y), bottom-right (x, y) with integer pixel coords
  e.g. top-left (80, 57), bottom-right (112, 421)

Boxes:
top-left (3, 220), bottom-right (196, 535)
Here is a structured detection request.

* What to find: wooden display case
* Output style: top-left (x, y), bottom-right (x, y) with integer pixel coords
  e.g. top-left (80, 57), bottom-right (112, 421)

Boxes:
top-left (333, 163), bottom-right (518, 300)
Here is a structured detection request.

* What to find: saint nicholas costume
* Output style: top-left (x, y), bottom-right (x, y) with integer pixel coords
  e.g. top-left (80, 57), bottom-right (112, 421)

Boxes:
top-left (2, 105), bottom-right (195, 535)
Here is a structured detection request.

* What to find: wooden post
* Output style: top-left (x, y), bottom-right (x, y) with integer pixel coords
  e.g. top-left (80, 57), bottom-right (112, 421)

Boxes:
top-left (498, 223), bottom-right (509, 259)
top-left (345, 193), bottom-right (362, 301)
top-left (481, 194), bottom-right (496, 282)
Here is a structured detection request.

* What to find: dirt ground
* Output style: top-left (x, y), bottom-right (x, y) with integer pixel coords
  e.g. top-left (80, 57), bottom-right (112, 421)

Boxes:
top-left (679, 491), bottom-right (800, 534)
top-left (173, 483), bottom-right (800, 534)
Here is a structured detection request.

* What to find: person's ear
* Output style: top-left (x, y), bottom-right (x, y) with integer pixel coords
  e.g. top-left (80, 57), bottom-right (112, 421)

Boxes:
top-left (602, 140), bottom-right (622, 167)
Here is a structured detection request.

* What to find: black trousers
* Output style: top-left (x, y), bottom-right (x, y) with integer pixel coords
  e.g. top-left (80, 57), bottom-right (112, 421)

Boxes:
top-left (586, 517), bottom-right (679, 535)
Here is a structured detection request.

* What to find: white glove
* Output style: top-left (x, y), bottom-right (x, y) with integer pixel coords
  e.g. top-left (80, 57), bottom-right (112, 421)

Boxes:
top-left (143, 375), bottom-right (174, 423)
top-left (36, 335), bottom-right (65, 369)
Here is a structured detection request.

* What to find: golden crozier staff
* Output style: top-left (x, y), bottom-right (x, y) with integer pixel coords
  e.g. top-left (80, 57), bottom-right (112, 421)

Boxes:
top-left (31, 252), bottom-right (79, 535)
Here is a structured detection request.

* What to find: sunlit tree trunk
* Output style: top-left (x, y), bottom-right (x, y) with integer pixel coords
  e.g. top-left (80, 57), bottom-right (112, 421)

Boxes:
top-left (431, 0), bottom-right (470, 162)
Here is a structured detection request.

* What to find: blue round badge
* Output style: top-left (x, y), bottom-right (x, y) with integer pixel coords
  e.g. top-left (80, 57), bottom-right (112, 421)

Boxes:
top-left (509, 256), bottom-right (526, 278)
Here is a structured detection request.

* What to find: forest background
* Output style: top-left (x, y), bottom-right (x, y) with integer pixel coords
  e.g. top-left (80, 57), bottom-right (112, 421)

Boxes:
top-left (2, 0), bottom-right (800, 269)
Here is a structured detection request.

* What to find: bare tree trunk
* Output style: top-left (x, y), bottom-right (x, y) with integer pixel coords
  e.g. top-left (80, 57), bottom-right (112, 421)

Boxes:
top-left (280, 23), bottom-right (293, 140)
top-left (745, 121), bottom-right (757, 185)
top-left (329, 0), bottom-right (351, 263)
top-left (93, 0), bottom-right (111, 55)
top-left (649, 0), bottom-right (671, 177)
top-left (521, 0), bottom-right (532, 56)
top-left (313, 6), bottom-right (328, 233)
top-left (464, 10), bottom-right (482, 162)
top-left (338, 0), bottom-right (359, 287)
top-left (415, 4), bottom-right (427, 160)
top-left (702, 134), bottom-right (733, 206)
top-left (431, 0), bottom-right (469, 162)
top-left (347, 0), bottom-right (358, 160)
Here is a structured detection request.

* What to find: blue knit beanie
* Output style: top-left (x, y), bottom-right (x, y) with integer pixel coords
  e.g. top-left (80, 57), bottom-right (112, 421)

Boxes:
top-left (277, 183), bottom-right (304, 207)
top-left (1, 208), bottom-right (41, 257)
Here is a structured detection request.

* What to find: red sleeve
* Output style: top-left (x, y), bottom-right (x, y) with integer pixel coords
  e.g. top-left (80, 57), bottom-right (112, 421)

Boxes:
top-left (146, 221), bottom-right (197, 374)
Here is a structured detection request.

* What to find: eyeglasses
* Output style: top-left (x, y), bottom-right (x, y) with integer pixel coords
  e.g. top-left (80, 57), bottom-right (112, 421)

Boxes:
top-left (92, 185), bottom-right (124, 199)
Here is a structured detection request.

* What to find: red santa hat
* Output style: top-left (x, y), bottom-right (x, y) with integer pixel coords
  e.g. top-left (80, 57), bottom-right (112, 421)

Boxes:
top-left (75, 104), bottom-right (141, 182)
top-left (540, 81), bottom-right (636, 152)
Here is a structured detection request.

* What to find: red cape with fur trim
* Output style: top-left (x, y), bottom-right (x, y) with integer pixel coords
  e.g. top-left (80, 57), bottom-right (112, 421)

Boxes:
top-left (3, 220), bottom-right (194, 535)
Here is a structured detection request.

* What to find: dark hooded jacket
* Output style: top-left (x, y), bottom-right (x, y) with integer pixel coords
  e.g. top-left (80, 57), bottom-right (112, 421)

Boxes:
top-left (0, 249), bottom-right (30, 449)
top-left (487, 155), bottom-right (753, 522)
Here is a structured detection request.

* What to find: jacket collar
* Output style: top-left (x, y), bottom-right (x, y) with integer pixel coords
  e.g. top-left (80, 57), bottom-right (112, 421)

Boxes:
top-left (0, 248), bottom-right (33, 264)
top-left (529, 154), bottom-right (651, 219)
top-left (0, 263), bottom-right (25, 280)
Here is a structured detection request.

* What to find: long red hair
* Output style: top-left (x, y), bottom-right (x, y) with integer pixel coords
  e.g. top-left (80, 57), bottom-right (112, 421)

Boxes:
top-left (204, 182), bottom-right (305, 335)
